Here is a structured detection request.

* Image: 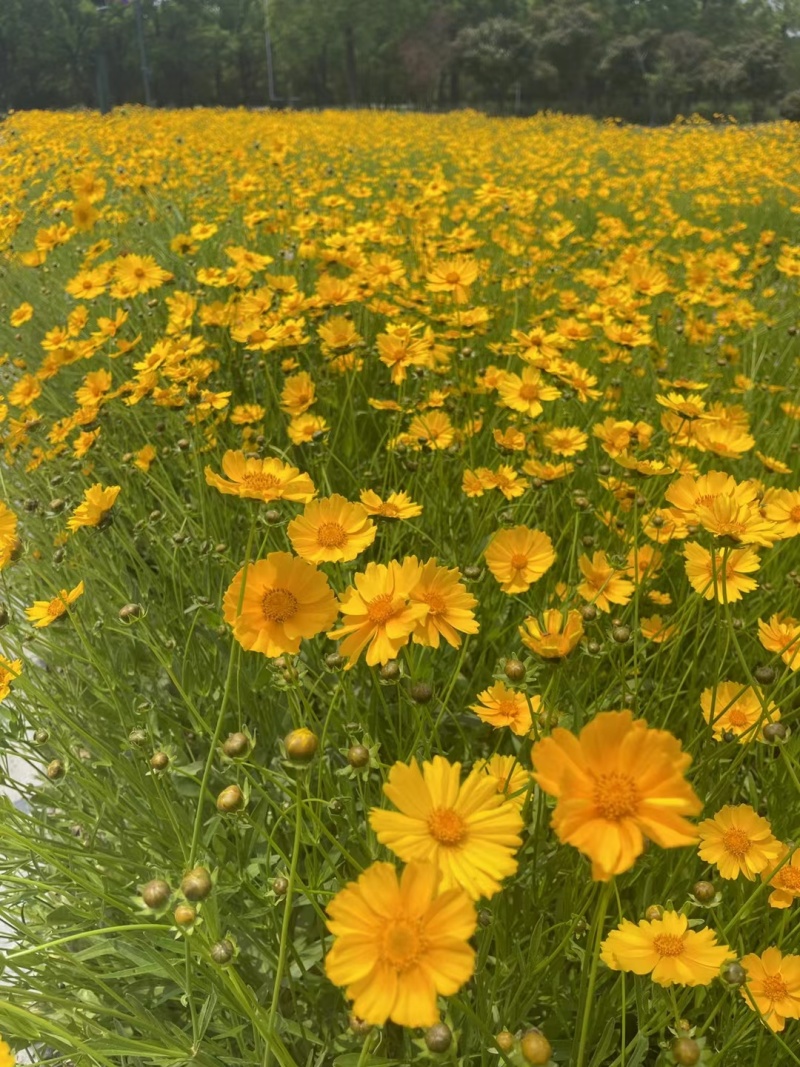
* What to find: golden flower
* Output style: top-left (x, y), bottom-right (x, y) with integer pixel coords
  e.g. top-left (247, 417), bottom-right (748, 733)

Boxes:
top-left (697, 804), bottom-right (781, 881)
top-left (542, 426), bottom-right (588, 456)
top-left (665, 470), bottom-right (755, 521)
top-left (10, 302), bottom-right (33, 327)
top-left (470, 681), bottom-right (536, 735)
top-left (26, 581), bottom-right (85, 628)
top-left (0, 656), bottom-right (22, 701)
top-left (740, 948), bottom-right (800, 1031)
top-left (408, 558), bottom-right (479, 649)
top-left (758, 614), bottom-right (800, 670)
top-left (519, 608), bottom-right (584, 659)
top-left (601, 910), bottom-right (733, 987)
top-left (700, 681), bottom-right (780, 743)
top-left (204, 451), bottom-right (315, 503)
top-left (369, 755), bottom-right (523, 900)
top-left (287, 413), bottom-right (329, 445)
top-left (67, 483), bottom-right (121, 532)
top-left (640, 615), bottom-right (678, 643)
top-left (683, 542), bottom-right (760, 602)
top-left (111, 253), bottom-right (172, 297)
top-left (693, 495), bottom-right (777, 547)
top-left (0, 1038), bottom-right (14, 1067)
top-left (577, 551), bottom-right (634, 613)
top-left (280, 371), bottom-right (316, 416)
top-left (473, 754), bottom-right (532, 808)
top-left (406, 411), bottom-right (454, 451)
top-left (223, 553), bottom-right (337, 657)
top-left (325, 860), bottom-right (476, 1027)
top-left (359, 489), bottom-right (422, 520)
top-left (484, 525), bottom-right (556, 594)
top-left (765, 489), bottom-right (800, 539)
top-left (426, 256), bottom-right (479, 303)
top-left (497, 368), bottom-right (560, 419)
top-left (288, 495), bottom-right (376, 564)
top-left (532, 711), bottom-right (701, 880)
top-left (327, 558), bottom-right (427, 668)
top-left (762, 846), bottom-right (800, 909)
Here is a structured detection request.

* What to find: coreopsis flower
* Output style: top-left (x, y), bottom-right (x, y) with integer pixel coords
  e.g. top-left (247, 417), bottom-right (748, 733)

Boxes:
top-left (325, 861), bottom-right (476, 1027)
top-left (762, 846), bottom-right (800, 909)
top-left (359, 489), bottom-right (422, 520)
top-left (700, 681), bottom-right (780, 742)
top-left (665, 470), bottom-right (755, 521)
top-left (470, 681), bottom-right (537, 735)
top-left (377, 323), bottom-right (432, 383)
top-left (406, 411), bottom-right (454, 450)
top-left (0, 656), bottom-right (22, 701)
top-left (640, 615), bottom-right (678, 643)
top-left (10, 302), bottom-right (33, 327)
top-left (111, 253), bottom-right (172, 297)
top-left (287, 495), bottom-right (376, 564)
top-left (223, 553), bottom-right (337, 657)
top-left (764, 489), bottom-right (800, 539)
top-left (425, 256), bottom-right (479, 303)
top-left (577, 551), bottom-right (634, 613)
top-left (26, 581), bottom-right (85, 628)
top-left (697, 804), bottom-right (781, 880)
top-left (542, 426), bottom-right (588, 456)
top-left (280, 371), bottom-right (316, 416)
top-left (531, 711), bottom-right (701, 880)
top-left (519, 608), bottom-right (584, 658)
top-left (288, 413), bottom-right (329, 445)
top-left (408, 558), bottom-right (479, 648)
top-left (625, 544), bottom-right (663, 582)
top-left (758, 614), bottom-right (800, 669)
top-left (601, 911), bottom-right (732, 987)
top-left (0, 503), bottom-right (19, 571)
top-left (474, 754), bottom-right (532, 807)
top-left (683, 543), bottom-right (760, 602)
top-left (693, 495), bottom-right (777, 547)
top-left (497, 368), bottom-right (560, 419)
top-left (67, 484), bottom-right (121, 532)
top-left (484, 526), bottom-right (556, 594)
top-left (204, 452), bottom-right (315, 504)
top-left (133, 444), bottom-right (157, 472)
top-left (0, 1037), bottom-right (14, 1067)
top-left (369, 755), bottom-right (523, 900)
top-left (327, 558), bottom-right (426, 667)
top-left (740, 948), bottom-right (800, 1031)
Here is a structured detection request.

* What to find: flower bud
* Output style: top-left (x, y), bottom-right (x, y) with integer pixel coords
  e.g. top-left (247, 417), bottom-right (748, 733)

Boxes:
top-left (379, 660), bottom-right (400, 681)
top-left (580, 604), bottom-right (597, 621)
top-left (611, 625), bottom-right (630, 644)
top-left (693, 880), bottom-right (716, 903)
top-left (264, 509), bottom-right (281, 524)
top-left (425, 1023), bottom-right (452, 1053)
top-left (325, 652), bottom-right (345, 670)
top-left (504, 658), bottom-right (526, 683)
top-left (273, 876), bottom-right (289, 896)
top-left (410, 681), bottom-right (433, 704)
top-left (347, 744), bottom-right (370, 768)
top-left (763, 722), bottom-right (787, 743)
top-left (671, 1037), bottom-right (701, 1066)
top-left (181, 866), bottom-right (212, 902)
top-left (33, 728), bottom-right (49, 745)
top-left (645, 904), bottom-right (663, 921)
top-left (119, 603), bottom-right (143, 622)
top-left (0, 604), bottom-right (9, 627)
top-left (284, 727), bottom-right (318, 762)
top-left (129, 728), bottom-right (148, 748)
top-left (754, 665), bottom-right (776, 685)
top-left (150, 752), bottom-right (169, 772)
top-left (141, 879), bottom-right (171, 909)
top-left (495, 1031), bottom-right (515, 1054)
top-left (216, 784), bottom-right (245, 813)
top-left (520, 1030), bottom-right (552, 1065)
top-left (210, 939), bottom-right (234, 965)
top-left (174, 903), bottom-right (196, 928)
top-left (46, 759), bottom-right (64, 780)
top-left (721, 961), bottom-right (746, 986)
top-left (348, 1014), bottom-right (372, 1036)
top-left (223, 731), bottom-right (250, 758)
top-left (463, 565), bottom-right (481, 580)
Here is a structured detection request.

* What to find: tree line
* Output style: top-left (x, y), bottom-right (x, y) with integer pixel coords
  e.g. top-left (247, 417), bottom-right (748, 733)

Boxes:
top-left (3, 0), bottom-right (800, 123)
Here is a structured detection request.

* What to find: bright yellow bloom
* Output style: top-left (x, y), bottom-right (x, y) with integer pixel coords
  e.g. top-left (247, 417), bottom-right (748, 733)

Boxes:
top-left (67, 484), bottom-right (121, 532)
top-left (640, 615), bottom-right (678, 643)
top-left (280, 371), bottom-right (316, 416)
top-left (288, 495), bottom-right (375, 563)
top-left (426, 256), bottom-right (479, 303)
top-left (697, 804), bottom-right (781, 880)
top-left (765, 489), bottom-right (800, 538)
top-left (577, 551), bottom-right (634, 613)
top-left (741, 948), bottom-right (800, 1031)
top-left (408, 558), bottom-right (479, 649)
top-left (473, 754), bottom-right (532, 808)
top-left (762, 845), bottom-right (800, 909)
top-left (26, 581), bottom-right (85, 628)
top-left (470, 681), bottom-right (536, 735)
top-left (497, 368), bottom-right (560, 419)
top-left (10, 302), bottom-right (33, 327)
top-left (532, 711), bottom-right (701, 880)
top-left (519, 608), bottom-right (584, 658)
top-left (327, 559), bottom-right (426, 667)
top-left (0, 1038), bottom-right (13, 1067)
top-left (0, 503), bottom-right (19, 571)
top-left (359, 489), bottom-right (422, 520)
top-left (758, 614), bottom-right (800, 670)
top-left (369, 756), bottom-right (523, 900)
top-left (325, 861), bottom-right (476, 1027)
top-left (223, 553), bottom-right (337, 657)
top-left (0, 656), bottom-right (22, 701)
top-left (683, 542), bottom-right (760, 602)
top-left (134, 444), bottom-right (157, 472)
top-left (484, 526), bottom-right (556, 594)
top-left (665, 470), bottom-right (755, 521)
top-left (700, 681), bottom-right (780, 743)
top-left (205, 452), bottom-right (315, 503)
top-left (601, 910), bottom-right (733, 987)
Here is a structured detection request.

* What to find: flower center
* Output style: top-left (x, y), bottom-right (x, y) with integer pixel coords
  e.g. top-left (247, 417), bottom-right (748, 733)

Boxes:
top-left (790, 506), bottom-right (800, 523)
top-left (777, 866), bottom-right (800, 891)
top-left (422, 591), bottom-right (446, 616)
top-left (366, 593), bottom-right (396, 625)
top-left (593, 772), bottom-right (640, 821)
top-left (378, 502), bottom-right (400, 517)
top-left (762, 974), bottom-right (789, 1001)
top-left (445, 271), bottom-right (461, 285)
top-left (510, 553), bottom-right (529, 570)
top-left (519, 383), bottom-right (539, 401)
top-left (243, 472), bottom-right (281, 492)
top-left (47, 598), bottom-right (68, 618)
top-left (497, 698), bottom-right (521, 721)
top-left (380, 918), bottom-right (424, 972)
top-left (722, 828), bottom-right (751, 857)
top-left (652, 933), bottom-right (685, 957)
top-left (261, 588), bottom-right (298, 623)
top-left (316, 521), bottom-right (348, 548)
top-left (727, 707), bottom-right (749, 728)
top-left (427, 807), bottom-right (467, 847)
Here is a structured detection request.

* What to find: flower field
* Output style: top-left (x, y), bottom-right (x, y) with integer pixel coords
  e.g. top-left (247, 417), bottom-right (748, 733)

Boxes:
top-left (1, 107), bottom-right (800, 1066)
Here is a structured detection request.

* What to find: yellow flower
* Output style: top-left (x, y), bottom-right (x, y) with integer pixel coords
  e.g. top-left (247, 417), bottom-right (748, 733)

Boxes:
top-left (325, 861), bottom-right (476, 1027)
top-left (10, 302), bottom-right (33, 327)
top-left (133, 444), bottom-right (157, 472)
top-left (762, 845), bottom-right (800, 909)
top-left (425, 256), bottom-right (479, 303)
top-left (577, 551), bottom-right (634, 613)
top-left (223, 553), bottom-right (337, 657)
top-left (758, 614), bottom-right (800, 670)
top-left (700, 681), bottom-right (780, 742)
top-left (327, 559), bottom-right (427, 668)
top-left (740, 947), bottom-right (800, 1031)
top-left (484, 525), bottom-right (556, 594)
top-left (0, 1038), bottom-right (14, 1067)
top-left (640, 615), bottom-right (678, 643)
top-left (519, 608), bottom-right (584, 658)
top-left (369, 756), bottom-right (523, 900)
top-left (67, 483), bottom-right (121, 532)
top-left (473, 754), bottom-right (532, 808)
top-left (280, 371), bottom-right (316, 416)
top-left (497, 367), bottom-right (560, 419)
top-left (532, 711), bottom-right (701, 880)
top-left (470, 681), bottom-right (536, 735)
top-left (25, 581), bottom-right (85, 628)
top-left (204, 451), bottom-right (315, 503)
top-left (288, 495), bottom-right (376, 563)
top-left (601, 910), bottom-right (733, 987)
top-left (359, 489), bottom-right (422, 520)
top-left (0, 656), bottom-right (22, 701)
top-left (408, 558), bottom-right (479, 649)
top-left (765, 489), bottom-right (800, 538)
top-left (697, 804), bottom-right (781, 880)
top-left (683, 542), bottom-right (760, 602)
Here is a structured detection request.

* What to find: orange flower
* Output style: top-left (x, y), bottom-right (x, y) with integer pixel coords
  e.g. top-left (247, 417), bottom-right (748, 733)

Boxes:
top-left (577, 552), bottom-right (634, 613)
top-left (484, 526), bottom-right (555, 594)
top-left (204, 451), bottom-right (315, 504)
top-left (519, 609), bottom-right (584, 658)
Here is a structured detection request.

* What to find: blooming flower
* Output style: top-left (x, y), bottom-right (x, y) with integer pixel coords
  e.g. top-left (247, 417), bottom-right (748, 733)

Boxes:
top-left (66, 483), bottom-right (121, 532)
top-left (359, 489), bottom-right (422, 520)
top-left (205, 452), bottom-right (315, 503)
top-left (741, 947), bottom-right (800, 1031)
top-left (762, 845), bottom-right (800, 909)
top-left (26, 581), bottom-right (85, 628)
top-left (288, 494), bottom-right (376, 563)
top-left (758, 614), bottom-right (800, 670)
top-left (601, 910), bottom-right (733, 987)
top-left (470, 681), bottom-right (537, 735)
top-left (0, 656), bottom-right (22, 701)
top-left (519, 608), bottom-right (584, 658)
top-left (484, 526), bottom-right (556, 594)
top-left (700, 681), bottom-right (780, 743)
top-left (369, 755), bottom-right (523, 900)
top-left (577, 551), bottom-right (634, 613)
top-left (408, 558), bottom-right (479, 649)
top-left (325, 861), bottom-right (476, 1027)
top-left (683, 542), bottom-right (760, 602)
top-left (697, 804), bottom-right (781, 880)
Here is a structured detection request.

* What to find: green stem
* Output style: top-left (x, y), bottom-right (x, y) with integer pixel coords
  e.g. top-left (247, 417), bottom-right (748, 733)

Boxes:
top-left (6, 923), bottom-right (170, 961)
top-left (575, 880), bottom-right (613, 1067)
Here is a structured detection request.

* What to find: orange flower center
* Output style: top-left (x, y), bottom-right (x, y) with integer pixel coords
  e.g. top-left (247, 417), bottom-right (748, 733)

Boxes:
top-left (242, 472), bottom-right (281, 492)
top-left (378, 502), bottom-right (400, 517)
top-left (519, 384), bottom-right (540, 401)
top-left (261, 588), bottom-right (298, 623)
top-left (316, 521), bottom-right (348, 549)
top-left (427, 807), bottom-right (467, 847)
top-left (510, 553), bottom-right (529, 570)
top-left (421, 591), bottom-right (446, 616)
top-left (47, 598), bottom-right (68, 618)
top-left (380, 918), bottom-right (425, 972)
top-left (722, 827), bottom-right (751, 858)
top-left (652, 933), bottom-right (685, 957)
top-left (366, 593), bottom-right (396, 625)
top-left (445, 271), bottom-right (461, 285)
top-left (790, 506), bottom-right (800, 523)
top-left (593, 772), bottom-right (640, 821)
top-left (497, 698), bottom-right (521, 721)
top-left (777, 866), bottom-right (800, 891)
top-left (762, 974), bottom-right (788, 1001)
top-left (696, 493), bottom-right (717, 508)
top-left (727, 707), bottom-right (749, 728)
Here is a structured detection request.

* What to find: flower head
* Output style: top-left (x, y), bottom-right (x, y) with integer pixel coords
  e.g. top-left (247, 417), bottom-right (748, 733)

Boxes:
top-left (205, 451), bottom-right (315, 504)
top-left (408, 558), bottom-right (479, 649)
top-left (741, 947), bottom-right (800, 1031)
top-left (484, 525), bottom-right (556, 594)
top-left (325, 860), bottom-right (476, 1027)
top-left (697, 804), bottom-right (781, 880)
top-left (67, 483), bottom-right (121, 532)
top-left (473, 754), bottom-right (532, 808)
top-left (288, 494), bottom-right (376, 563)
top-left (519, 608), bottom-right (584, 658)
top-left (470, 681), bottom-right (536, 736)
top-left (758, 614), bottom-right (800, 670)
top-left (577, 552), bottom-right (634, 613)
top-left (762, 845), bottom-right (800, 909)
top-left (683, 542), bottom-right (759, 602)
top-left (0, 656), bottom-right (22, 701)
top-left (26, 581), bottom-right (85, 628)
top-left (700, 682), bottom-right (780, 743)
top-left (359, 489), bottom-right (422, 520)
top-left (601, 910), bottom-right (733, 987)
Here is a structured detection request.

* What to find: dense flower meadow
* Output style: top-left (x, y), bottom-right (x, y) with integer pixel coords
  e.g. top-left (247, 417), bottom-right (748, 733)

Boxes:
top-left (0, 108), bottom-right (799, 1067)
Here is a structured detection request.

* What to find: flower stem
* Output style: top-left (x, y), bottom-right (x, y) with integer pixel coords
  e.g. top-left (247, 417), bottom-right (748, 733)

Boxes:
top-left (575, 880), bottom-right (613, 1067)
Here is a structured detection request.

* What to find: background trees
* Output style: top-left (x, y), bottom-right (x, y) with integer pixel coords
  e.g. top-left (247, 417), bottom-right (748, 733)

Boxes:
top-left (2, 0), bottom-right (800, 121)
